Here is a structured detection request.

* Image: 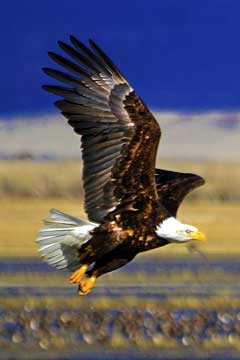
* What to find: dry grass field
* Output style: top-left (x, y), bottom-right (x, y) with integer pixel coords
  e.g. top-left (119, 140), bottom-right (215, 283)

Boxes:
top-left (0, 198), bottom-right (239, 257)
top-left (0, 159), bottom-right (239, 257)
top-left (0, 160), bottom-right (240, 201)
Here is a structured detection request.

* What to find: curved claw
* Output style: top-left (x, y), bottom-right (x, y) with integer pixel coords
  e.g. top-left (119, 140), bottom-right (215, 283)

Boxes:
top-left (69, 264), bottom-right (88, 284)
top-left (78, 276), bottom-right (96, 296)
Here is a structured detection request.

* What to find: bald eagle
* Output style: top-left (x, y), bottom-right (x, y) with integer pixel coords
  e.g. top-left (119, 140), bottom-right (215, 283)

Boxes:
top-left (36, 37), bottom-right (206, 295)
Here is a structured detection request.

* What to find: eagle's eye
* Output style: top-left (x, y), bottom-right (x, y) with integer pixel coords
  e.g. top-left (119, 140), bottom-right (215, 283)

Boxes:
top-left (186, 229), bottom-right (191, 234)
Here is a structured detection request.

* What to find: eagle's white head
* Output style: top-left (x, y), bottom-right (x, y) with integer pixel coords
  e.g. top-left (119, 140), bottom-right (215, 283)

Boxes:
top-left (156, 217), bottom-right (206, 243)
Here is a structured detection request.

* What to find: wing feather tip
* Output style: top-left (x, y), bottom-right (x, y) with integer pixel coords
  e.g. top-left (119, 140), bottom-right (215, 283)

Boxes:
top-left (42, 67), bottom-right (49, 74)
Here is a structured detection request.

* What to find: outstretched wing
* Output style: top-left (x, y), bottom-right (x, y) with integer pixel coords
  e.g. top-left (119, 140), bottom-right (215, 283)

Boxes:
top-left (43, 37), bottom-right (161, 222)
top-left (155, 169), bottom-right (205, 216)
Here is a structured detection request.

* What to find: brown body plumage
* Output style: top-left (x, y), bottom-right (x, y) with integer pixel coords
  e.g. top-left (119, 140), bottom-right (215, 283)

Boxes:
top-left (38, 37), bottom-right (205, 295)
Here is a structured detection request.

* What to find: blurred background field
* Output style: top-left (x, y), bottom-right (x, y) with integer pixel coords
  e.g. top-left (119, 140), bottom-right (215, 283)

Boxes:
top-left (0, 159), bottom-right (240, 358)
top-left (0, 159), bottom-right (240, 201)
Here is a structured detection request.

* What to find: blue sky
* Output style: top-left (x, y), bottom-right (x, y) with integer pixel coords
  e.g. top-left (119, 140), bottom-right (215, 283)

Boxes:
top-left (1, 0), bottom-right (240, 117)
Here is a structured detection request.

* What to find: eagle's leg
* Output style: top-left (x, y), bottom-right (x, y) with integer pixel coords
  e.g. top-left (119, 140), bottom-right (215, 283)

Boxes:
top-left (78, 253), bottom-right (136, 296)
top-left (69, 264), bottom-right (89, 284)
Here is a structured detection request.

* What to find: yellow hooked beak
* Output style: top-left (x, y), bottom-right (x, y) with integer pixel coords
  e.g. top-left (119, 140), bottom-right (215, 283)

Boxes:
top-left (189, 230), bottom-right (206, 242)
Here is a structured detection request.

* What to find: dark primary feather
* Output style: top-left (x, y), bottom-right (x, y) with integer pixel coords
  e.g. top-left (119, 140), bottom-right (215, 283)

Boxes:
top-left (70, 36), bottom-right (112, 76)
top-left (43, 37), bottom-right (161, 222)
top-left (43, 85), bottom-right (109, 110)
top-left (42, 68), bottom-right (82, 88)
top-left (48, 52), bottom-right (90, 78)
top-left (57, 41), bottom-right (97, 74)
top-left (89, 39), bottom-right (126, 82)
top-left (155, 169), bottom-right (205, 216)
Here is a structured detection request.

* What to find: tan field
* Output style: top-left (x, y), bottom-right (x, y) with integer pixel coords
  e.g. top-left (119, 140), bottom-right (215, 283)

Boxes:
top-left (0, 160), bottom-right (240, 201)
top-left (0, 160), bottom-right (239, 257)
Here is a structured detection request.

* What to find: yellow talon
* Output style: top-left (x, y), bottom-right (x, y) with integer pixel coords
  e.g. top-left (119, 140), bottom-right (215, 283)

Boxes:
top-left (69, 264), bottom-right (88, 284)
top-left (78, 276), bottom-right (96, 296)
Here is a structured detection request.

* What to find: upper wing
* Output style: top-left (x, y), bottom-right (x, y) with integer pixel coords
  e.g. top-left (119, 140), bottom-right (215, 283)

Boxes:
top-left (155, 169), bottom-right (205, 216)
top-left (43, 37), bottom-right (161, 222)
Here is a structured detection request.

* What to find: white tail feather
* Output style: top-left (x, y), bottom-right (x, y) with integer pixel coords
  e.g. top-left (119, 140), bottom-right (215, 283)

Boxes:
top-left (36, 209), bottom-right (97, 271)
